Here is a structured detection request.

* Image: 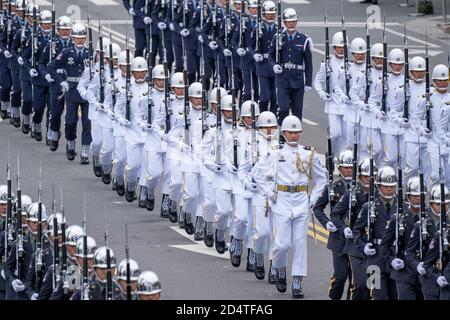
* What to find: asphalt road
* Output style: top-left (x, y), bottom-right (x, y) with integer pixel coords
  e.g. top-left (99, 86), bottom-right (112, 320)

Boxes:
top-left (3, 0), bottom-right (448, 299)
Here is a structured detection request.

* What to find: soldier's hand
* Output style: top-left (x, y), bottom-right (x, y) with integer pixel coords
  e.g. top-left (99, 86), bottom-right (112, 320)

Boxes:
top-left (180, 28), bottom-right (190, 37)
top-left (376, 110), bottom-right (387, 121)
top-left (268, 190), bottom-right (277, 203)
top-left (45, 74), bottom-right (54, 83)
top-left (30, 293), bottom-right (39, 300)
top-left (205, 163), bottom-right (221, 172)
top-left (229, 165), bottom-right (238, 174)
top-left (208, 41), bottom-right (218, 51)
top-left (17, 56), bottom-right (24, 66)
top-left (318, 90), bottom-right (331, 101)
top-left (417, 262), bottom-right (426, 276)
top-left (60, 81), bottom-right (69, 93)
top-left (198, 35), bottom-right (204, 43)
top-left (245, 182), bottom-right (259, 192)
top-left (95, 102), bottom-right (104, 112)
top-left (158, 22), bottom-right (167, 31)
top-left (169, 23), bottom-right (175, 32)
top-left (401, 118), bottom-right (410, 129)
top-left (106, 109), bottom-right (115, 120)
top-left (3, 50), bottom-right (12, 59)
top-left (0, 269), bottom-right (5, 280)
top-left (362, 104), bottom-right (371, 112)
top-left (29, 68), bottom-right (38, 78)
top-left (304, 85), bottom-right (312, 92)
top-left (143, 17), bottom-right (152, 24)
top-left (253, 53), bottom-right (263, 62)
top-left (420, 127), bottom-right (432, 139)
top-left (223, 48), bottom-right (232, 57)
top-left (437, 276), bottom-right (448, 288)
top-left (343, 227), bottom-right (353, 239)
top-left (120, 118), bottom-right (132, 127)
top-left (273, 64), bottom-right (283, 74)
top-left (326, 221), bottom-right (337, 233)
top-left (391, 258), bottom-right (405, 271)
top-left (363, 243), bottom-right (376, 256)
top-left (339, 94), bottom-right (350, 104)
top-left (237, 48), bottom-right (246, 57)
top-left (11, 279), bottom-right (25, 292)
top-left (129, 8), bottom-right (136, 16)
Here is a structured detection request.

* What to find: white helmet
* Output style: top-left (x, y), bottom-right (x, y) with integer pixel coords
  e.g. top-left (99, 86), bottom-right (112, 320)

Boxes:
top-left (331, 32), bottom-right (345, 48)
top-left (429, 184), bottom-right (450, 216)
top-left (40, 10), bottom-right (52, 24)
top-left (409, 56), bottom-right (426, 83)
top-left (66, 225), bottom-right (85, 246)
top-left (170, 72), bottom-right (184, 88)
top-left (48, 213), bottom-right (64, 235)
top-left (25, 3), bottom-right (39, 16)
top-left (15, 194), bottom-right (33, 216)
top-left (240, 100), bottom-right (260, 117)
top-left (387, 48), bottom-right (405, 75)
top-left (0, 184), bottom-right (9, 204)
top-left (75, 236), bottom-right (97, 258)
top-left (117, 258), bottom-right (141, 281)
top-left (338, 150), bottom-right (354, 168)
top-left (282, 8), bottom-right (297, 21)
top-left (221, 95), bottom-right (234, 111)
top-left (350, 38), bottom-right (367, 54)
top-left (118, 50), bottom-right (134, 66)
top-left (248, 0), bottom-right (258, 8)
top-left (57, 16), bottom-right (72, 30)
top-left (188, 82), bottom-right (202, 98)
top-left (257, 111), bottom-right (277, 127)
top-left (209, 87), bottom-right (227, 105)
top-left (281, 115), bottom-right (302, 132)
top-left (152, 65), bottom-right (165, 79)
top-left (370, 43), bottom-right (384, 58)
top-left (405, 176), bottom-right (421, 208)
top-left (93, 246), bottom-right (117, 269)
top-left (27, 202), bottom-right (48, 222)
top-left (137, 271), bottom-right (161, 296)
top-left (432, 64), bottom-right (449, 81)
top-left (96, 37), bottom-right (110, 52)
top-left (71, 23), bottom-right (87, 38)
top-left (130, 57), bottom-right (147, 72)
top-left (104, 43), bottom-right (121, 59)
top-left (262, 0), bottom-right (276, 14)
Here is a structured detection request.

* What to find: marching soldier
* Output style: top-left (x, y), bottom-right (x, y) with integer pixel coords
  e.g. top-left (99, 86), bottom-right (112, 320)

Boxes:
top-left (269, 8), bottom-right (312, 124)
top-left (136, 270), bottom-right (161, 300)
top-left (115, 258), bottom-right (140, 300)
top-left (252, 115), bottom-right (327, 298)
top-left (123, 0), bottom-right (148, 58)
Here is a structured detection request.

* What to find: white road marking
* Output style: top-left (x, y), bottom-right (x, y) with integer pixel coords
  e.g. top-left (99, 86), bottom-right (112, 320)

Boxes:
top-left (36, 0), bottom-right (51, 5)
top-left (303, 118), bottom-right (319, 126)
top-left (89, 0), bottom-right (120, 5)
top-left (282, 0), bottom-right (310, 3)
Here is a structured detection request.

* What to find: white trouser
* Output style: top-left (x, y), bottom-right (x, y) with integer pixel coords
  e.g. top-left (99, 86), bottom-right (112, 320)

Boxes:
top-left (272, 212), bottom-right (309, 277)
top-left (252, 205), bottom-right (271, 255)
top-left (147, 151), bottom-right (170, 194)
top-left (169, 159), bottom-right (183, 203)
top-left (112, 136), bottom-right (126, 177)
top-left (182, 172), bottom-right (201, 215)
top-left (100, 127), bottom-right (115, 166)
top-left (125, 142), bottom-right (144, 184)
top-left (202, 177), bottom-right (216, 223)
top-left (138, 149), bottom-right (148, 188)
top-left (428, 143), bottom-right (450, 187)
top-left (381, 134), bottom-right (405, 167)
top-left (268, 213), bottom-right (275, 260)
top-left (230, 194), bottom-right (251, 241)
top-left (90, 120), bottom-right (103, 156)
top-left (345, 121), bottom-right (357, 151)
top-left (360, 127), bottom-right (383, 166)
top-left (214, 188), bottom-right (233, 230)
top-left (404, 141), bottom-right (429, 184)
top-left (329, 114), bottom-right (346, 155)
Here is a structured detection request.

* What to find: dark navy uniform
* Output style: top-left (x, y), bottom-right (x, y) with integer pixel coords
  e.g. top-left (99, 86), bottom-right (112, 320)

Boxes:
top-left (250, 21), bottom-right (277, 113)
top-left (123, 0), bottom-right (148, 58)
top-left (39, 36), bottom-right (73, 146)
top-left (152, 0), bottom-right (175, 70)
top-left (268, 30), bottom-right (312, 124)
top-left (313, 179), bottom-right (350, 300)
top-left (224, 9), bottom-right (241, 93)
top-left (353, 195), bottom-right (398, 300)
top-left (405, 212), bottom-right (438, 300)
top-left (71, 276), bottom-right (123, 300)
top-left (0, 11), bottom-right (14, 116)
top-left (381, 207), bottom-right (422, 300)
top-left (24, 235), bottom-right (52, 299)
top-left (47, 46), bottom-right (92, 148)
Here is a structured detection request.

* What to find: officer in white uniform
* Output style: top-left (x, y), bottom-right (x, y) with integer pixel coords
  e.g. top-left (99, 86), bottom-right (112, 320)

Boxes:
top-left (314, 32), bottom-right (347, 155)
top-left (252, 115), bottom-right (327, 298)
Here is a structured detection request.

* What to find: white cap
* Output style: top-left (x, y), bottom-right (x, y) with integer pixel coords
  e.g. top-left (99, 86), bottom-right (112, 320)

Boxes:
top-left (131, 57), bottom-right (147, 72)
top-left (170, 72), bottom-right (184, 88)
top-left (281, 115), bottom-right (302, 132)
top-left (240, 100), bottom-right (260, 117)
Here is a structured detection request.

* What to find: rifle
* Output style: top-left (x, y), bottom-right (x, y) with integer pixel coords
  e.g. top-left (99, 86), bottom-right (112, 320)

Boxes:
top-left (381, 16), bottom-right (387, 113)
top-left (256, 0), bottom-right (262, 54)
top-left (403, 22), bottom-right (410, 121)
top-left (250, 101), bottom-right (257, 166)
top-left (82, 193), bottom-right (89, 300)
top-left (418, 133), bottom-right (428, 260)
top-left (395, 134), bottom-right (405, 258)
top-left (35, 165), bottom-right (44, 291)
top-left (200, 0), bottom-right (207, 135)
top-left (125, 28), bottom-right (131, 121)
top-left (160, 0), bottom-right (171, 134)
top-left (215, 83), bottom-right (222, 166)
top-left (231, 89), bottom-right (238, 169)
top-left (324, 2), bottom-right (330, 96)
top-left (108, 22), bottom-right (117, 110)
top-left (182, 0), bottom-right (190, 146)
top-left (326, 126), bottom-right (335, 206)
top-left (87, 16), bottom-right (94, 80)
top-left (348, 118), bottom-right (358, 226)
top-left (52, 206), bottom-right (60, 290)
top-left (275, 0), bottom-right (281, 65)
top-left (424, 31), bottom-right (432, 132)
top-left (50, 0), bottom-right (56, 60)
top-left (31, 0), bottom-right (37, 70)
top-left (60, 187), bottom-right (69, 295)
top-left (0, 0), bottom-right (4, 32)
top-left (438, 146), bottom-right (448, 275)
top-left (124, 224), bottom-right (131, 300)
top-left (15, 154), bottom-right (24, 278)
top-left (98, 23), bottom-right (105, 108)
top-left (365, 22), bottom-right (371, 104)
top-left (367, 135), bottom-right (375, 243)
top-left (239, 0), bottom-right (246, 49)
top-left (104, 206), bottom-right (113, 300)
top-left (341, 1), bottom-right (350, 97)
top-left (146, 2), bottom-right (153, 126)
top-left (211, 0), bottom-right (217, 42)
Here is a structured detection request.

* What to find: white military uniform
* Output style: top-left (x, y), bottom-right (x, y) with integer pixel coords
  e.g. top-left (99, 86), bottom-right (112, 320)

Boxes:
top-left (314, 55), bottom-right (346, 154)
top-left (252, 143), bottom-right (327, 276)
top-left (111, 73), bottom-right (127, 186)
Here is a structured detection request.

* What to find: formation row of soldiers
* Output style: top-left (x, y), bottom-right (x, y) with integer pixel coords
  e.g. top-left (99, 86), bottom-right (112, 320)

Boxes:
top-left (0, 0), bottom-right (448, 300)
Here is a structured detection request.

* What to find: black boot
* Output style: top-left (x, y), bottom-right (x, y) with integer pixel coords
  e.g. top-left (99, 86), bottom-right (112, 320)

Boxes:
top-left (21, 120), bottom-right (30, 134)
top-left (214, 229), bottom-right (228, 254)
top-left (66, 141), bottom-right (76, 161)
top-left (229, 237), bottom-right (242, 267)
top-left (254, 253), bottom-right (265, 280)
top-left (145, 196), bottom-right (154, 211)
top-left (268, 260), bottom-right (277, 284)
top-left (92, 156), bottom-right (101, 176)
top-left (168, 200), bottom-right (178, 223)
top-left (275, 267), bottom-right (287, 293)
top-left (177, 208), bottom-right (185, 229)
top-left (125, 182), bottom-right (136, 203)
top-left (183, 211), bottom-right (194, 235)
top-left (138, 186), bottom-right (147, 208)
top-left (102, 172), bottom-right (111, 184)
top-left (292, 276), bottom-right (304, 299)
top-left (116, 178), bottom-right (125, 197)
top-left (32, 123), bottom-right (42, 141)
top-left (246, 248), bottom-right (255, 272)
top-left (160, 194), bottom-right (170, 218)
top-left (194, 216), bottom-right (204, 241)
top-left (203, 223), bottom-right (214, 247)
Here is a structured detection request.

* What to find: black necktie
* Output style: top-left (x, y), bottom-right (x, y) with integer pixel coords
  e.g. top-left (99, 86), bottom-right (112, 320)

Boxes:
top-left (385, 203), bottom-right (391, 215)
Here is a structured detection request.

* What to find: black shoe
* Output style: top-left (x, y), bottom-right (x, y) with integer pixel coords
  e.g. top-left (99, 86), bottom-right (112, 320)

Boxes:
top-left (255, 266), bottom-right (265, 280)
top-left (178, 214), bottom-right (185, 229)
top-left (12, 117), bottom-right (20, 128)
top-left (116, 183), bottom-right (125, 196)
top-left (0, 110), bottom-right (8, 119)
top-left (183, 212), bottom-right (194, 235)
top-left (230, 252), bottom-right (241, 268)
top-left (203, 225), bottom-right (214, 247)
top-left (102, 173), bottom-right (111, 185)
top-left (93, 158), bottom-right (102, 177)
top-left (214, 231), bottom-right (228, 254)
top-left (292, 286), bottom-right (304, 299)
top-left (80, 156), bottom-right (89, 165)
top-left (66, 146), bottom-right (76, 161)
top-left (168, 202), bottom-right (178, 223)
top-left (21, 122), bottom-right (30, 134)
top-left (268, 269), bottom-right (277, 285)
top-left (276, 277), bottom-right (287, 293)
top-left (194, 231), bottom-right (203, 241)
top-left (125, 190), bottom-right (135, 203)
top-left (160, 195), bottom-right (169, 218)
top-left (45, 135), bottom-right (50, 146)
top-left (145, 197), bottom-right (154, 211)
top-left (138, 198), bottom-right (146, 208)
top-left (50, 140), bottom-right (58, 152)
top-left (34, 131), bottom-right (42, 141)
top-left (246, 249), bottom-right (255, 272)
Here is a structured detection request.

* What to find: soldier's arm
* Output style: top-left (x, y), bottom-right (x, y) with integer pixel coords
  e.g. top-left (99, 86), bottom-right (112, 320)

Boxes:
top-left (349, 72), bottom-right (365, 109)
top-left (85, 73), bottom-right (100, 105)
top-left (380, 215), bottom-right (397, 267)
top-left (24, 253), bottom-right (37, 299)
top-left (352, 204), bottom-right (369, 249)
top-left (38, 44), bottom-right (50, 77)
top-left (312, 187), bottom-right (331, 229)
top-left (47, 50), bottom-right (67, 84)
top-left (422, 233), bottom-right (440, 272)
top-left (251, 152), bottom-right (274, 197)
top-left (309, 153), bottom-right (327, 207)
top-left (267, 34), bottom-right (276, 67)
top-left (22, 37), bottom-right (32, 70)
top-left (122, 0), bottom-right (132, 12)
top-left (4, 242), bottom-right (18, 281)
top-left (37, 266), bottom-right (54, 300)
top-left (10, 29), bottom-right (20, 56)
top-left (77, 68), bottom-right (91, 101)
top-left (405, 223), bottom-right (422, 270)
top-left (313, 61), bottom-right (326, 94)
top-left (331, 191), bottom-right (350, 234)
top-left (303, 36), bottom-right (313, 87)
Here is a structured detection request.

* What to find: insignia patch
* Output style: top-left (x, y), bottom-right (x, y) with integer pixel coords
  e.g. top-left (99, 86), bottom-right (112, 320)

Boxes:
top-left (68, 57), bottom-right (75, 66)
top-left (279, 155), bottom-right (285, 162)
top-left (429, 238), bottom-right (435, 250)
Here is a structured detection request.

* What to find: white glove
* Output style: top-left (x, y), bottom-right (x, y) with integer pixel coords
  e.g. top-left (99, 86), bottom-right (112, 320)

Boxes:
top-left (245, 182), bottom-right (259, 192)
top-left (304, 85), bottom-right (312, 92)
top-left (161, 133), bottom-right (170, 142)
top-left (3, 50), bottom-right (12, 58)
top-left (326, 221), bottom-right (337, 233)
top-left (401, 118), bottom-right (410, 128)
top-left (376, 110), bottom-right (387, 121)
top-left (198, 35), bottom-right (204, 43)
top-left (209, 41), bottom-right (218, 51)
top-left (158, 22), bottom-right (167, 31)
top-left (143, 17), bottom-right (152, 24)
top-left (169, 23), bottom-right (175, 32)
top-left (60, 81), bottom-right (69, 93)
top-left (362, 104), bottom-right (371, 112)
top-left (29, 68), bottom-right (38, 78)
top-left (273, 64), bottom-right (283, 74)
top-left (12, 279), bottom-right (25, 293)
top-left (45, 74), bottom-right (54, 83)
top-left (120, 118), bottom-right (132, 127)
top-left (223, 48), bottom-right (232, 57)
top-left (364, 243), bottom-right (376, 256)
top-left (229, 165), bottom-right (238, 174)
top-left (417, 262), bottom-right (426, 276)
top-left (17, 56), bottom-right (24, 65)
top-left (180, 28), bottom-right (190, 37)
top-left (106, 109), bottom-right (115, 120)
top-left (205, 163), bottom-right (222, 173)
top-left (237, 48), bottom-right (246, 56)
top-left (391, 258), bottom-right (405, 271)
top-left (253, 53), bottom-right (263, 62)
top-left (318, 91), bottom-right (331, 101)
top-left (437, 276), bottom-right (448, 288)
top-left (56, 68), bottom-right (65, 74)
top-left (129, 8), bottom-right (136, 16)
top-left (339, 94), bottom-right (350, 104)
top-left (95, 102), bottom-right (104, 112)
top-left (0, 269), bottom-right (5, 280)
top-left (268, 190), bottom-right (278, 203)
top-left (30, 293), bottom-right (39, 300)
top-left (421, 127), bottom-right (432, 139)
top-left (138, 121), bottom-right (151, 131)
top-left (344, 227), bottom-right (353, 239)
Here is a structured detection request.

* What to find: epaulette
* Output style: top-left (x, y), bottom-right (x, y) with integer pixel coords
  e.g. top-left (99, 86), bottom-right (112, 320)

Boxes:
top-left (303, 146), bottom-right (315, 151)
top-left (210, 124), bottom-right (216, 128)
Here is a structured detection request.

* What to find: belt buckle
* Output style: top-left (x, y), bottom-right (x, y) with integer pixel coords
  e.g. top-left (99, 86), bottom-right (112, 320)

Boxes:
top-left (286, 63), bottom-right (292, 69)
top-left (287, 185), bottom-right (295, 193)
